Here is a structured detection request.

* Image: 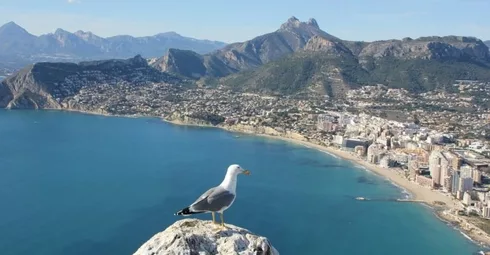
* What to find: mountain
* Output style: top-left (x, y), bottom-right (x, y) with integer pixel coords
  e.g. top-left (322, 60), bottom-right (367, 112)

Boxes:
top-left (152, 17), bottom-right (490, 96)
top-left (224, 35), bottom-right (490, 96)
top-left (0, 55), bottom-right (180, 109)
top-left (0, 22), bottom-right (226, 64)
top-left (0, 22), bottom-right (37, 56)
top-left (485, 40), bottom-right (490, 49)
top-left (152, 16), bottom-right (336, 78)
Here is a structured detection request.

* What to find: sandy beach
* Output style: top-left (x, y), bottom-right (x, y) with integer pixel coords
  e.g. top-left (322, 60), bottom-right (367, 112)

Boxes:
top-left (249, 133), bottom-right (490, 247)
top-left (273, 136), bottom-right (460, 207)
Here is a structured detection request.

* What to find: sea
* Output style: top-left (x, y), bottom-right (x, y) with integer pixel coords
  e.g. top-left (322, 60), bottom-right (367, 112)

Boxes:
top-left (0, 76), bottom-right (5, 81)
top-left (0, 110), bottom-right (485, 255)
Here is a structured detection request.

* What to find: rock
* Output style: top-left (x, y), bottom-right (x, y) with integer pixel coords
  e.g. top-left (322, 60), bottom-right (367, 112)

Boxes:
top-left (133, 219), bottom-right (279, 255)
top-left (304, 35), bottom-right (351, 55)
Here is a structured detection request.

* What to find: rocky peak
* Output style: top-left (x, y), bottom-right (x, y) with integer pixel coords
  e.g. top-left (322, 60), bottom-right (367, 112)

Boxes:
top-left (0, 21), bottom-right (32, 37)
top-left (279, 16), bottom-right (322, 31)
top-left (307, 18), bottom-right (319, 29)
top-left (0, 21), bottom-right (22, 30)
top-left (54, 28), bottom-right (70, 36)
top-left (285, 16), bottom-right (300, 26)
top-left (280, 16), bottom-right (316, 30)
top-left (155, 31), bottom-right (181, 38)
top-left (129, 54), bottom-right (148, 66)
top-left (133, 219), bottom-right (279, 255)
top-left (74, 30), bottom-right (96, 40)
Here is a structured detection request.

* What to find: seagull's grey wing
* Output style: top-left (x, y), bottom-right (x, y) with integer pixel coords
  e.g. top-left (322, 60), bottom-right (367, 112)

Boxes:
top-left (190, 186), bottom-right (235, 212)
top-left (191, 187), bottom-right (216, 205)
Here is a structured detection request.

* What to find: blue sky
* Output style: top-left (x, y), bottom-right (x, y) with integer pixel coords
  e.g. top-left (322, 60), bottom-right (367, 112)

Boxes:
top-left (0, 0), bottom-right (489, 43)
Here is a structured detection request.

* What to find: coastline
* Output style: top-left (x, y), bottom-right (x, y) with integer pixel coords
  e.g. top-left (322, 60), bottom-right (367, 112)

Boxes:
top-left (160, 118), bottom-right (490, 248)
top-left (48, 109), bottom-right (490, 248)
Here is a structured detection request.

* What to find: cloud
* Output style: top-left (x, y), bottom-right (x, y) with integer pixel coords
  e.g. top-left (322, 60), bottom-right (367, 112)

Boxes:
top-left (67, 0), bottom-right (81, 4)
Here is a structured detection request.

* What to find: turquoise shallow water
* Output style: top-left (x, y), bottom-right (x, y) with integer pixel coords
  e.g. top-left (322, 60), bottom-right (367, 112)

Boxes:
top-left (0, 110), bottom-right (484, 255)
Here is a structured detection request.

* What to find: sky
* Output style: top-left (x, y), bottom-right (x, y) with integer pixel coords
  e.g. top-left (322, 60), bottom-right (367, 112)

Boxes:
top-left (0, 0), bottom-right (489, 43)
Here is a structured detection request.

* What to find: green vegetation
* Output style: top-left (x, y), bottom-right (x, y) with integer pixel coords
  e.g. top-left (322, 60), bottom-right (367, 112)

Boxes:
top-left (221, 52), bottom-right (367, 97)
top-left (366, 57), bottom-right (490, 93)
top-left (220, 51), bottom-right (490, 96)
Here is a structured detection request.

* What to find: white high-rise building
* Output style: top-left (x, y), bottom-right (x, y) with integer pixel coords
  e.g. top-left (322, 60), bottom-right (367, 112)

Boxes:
top-left (463, 192), bottom-right (472, 206)
top-left (483, 206), bottom-right (490, 219)
top-left (429, 151), bottom-right (442, 186)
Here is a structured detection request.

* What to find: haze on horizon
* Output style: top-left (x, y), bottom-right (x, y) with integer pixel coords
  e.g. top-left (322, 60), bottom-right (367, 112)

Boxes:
top-left (0, 0), bottom-right (489, 43)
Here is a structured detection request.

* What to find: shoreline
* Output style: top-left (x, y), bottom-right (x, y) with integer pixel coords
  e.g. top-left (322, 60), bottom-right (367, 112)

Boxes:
top-left (37, 109), bottom-right (490, 249)
top-left (160, 118), bottom-right (490, 249)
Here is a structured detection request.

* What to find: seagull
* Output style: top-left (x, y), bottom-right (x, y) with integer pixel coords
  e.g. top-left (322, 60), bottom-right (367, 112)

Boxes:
top-left (175, 164), bottom-right (251, 228)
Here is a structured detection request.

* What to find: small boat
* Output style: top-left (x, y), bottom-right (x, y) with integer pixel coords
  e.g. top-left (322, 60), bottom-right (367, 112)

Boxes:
top-left (355, 197), bottom-right (366, 201)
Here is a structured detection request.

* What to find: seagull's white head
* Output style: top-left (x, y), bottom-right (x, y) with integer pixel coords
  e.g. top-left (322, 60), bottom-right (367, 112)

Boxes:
top-left (227, 164), bottom-right (251, 176)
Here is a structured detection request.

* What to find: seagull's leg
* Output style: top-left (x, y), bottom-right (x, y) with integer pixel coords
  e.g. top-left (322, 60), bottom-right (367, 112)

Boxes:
top-left (213, 212), bottom-right (227, 234)
top-left (212, 212), bottom-right (216, 224)
top-left (220, 212), bottom-right (225, 227)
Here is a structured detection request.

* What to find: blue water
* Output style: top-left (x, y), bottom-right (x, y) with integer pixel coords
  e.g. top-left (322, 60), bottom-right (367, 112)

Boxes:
top-left (0, 110), bottom-right (483, 255)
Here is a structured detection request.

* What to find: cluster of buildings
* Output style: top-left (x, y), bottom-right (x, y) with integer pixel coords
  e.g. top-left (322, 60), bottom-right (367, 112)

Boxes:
top-left (316, 111), bottom-right (490, 219)
top-left (346, 81), bottom-right (490, 138)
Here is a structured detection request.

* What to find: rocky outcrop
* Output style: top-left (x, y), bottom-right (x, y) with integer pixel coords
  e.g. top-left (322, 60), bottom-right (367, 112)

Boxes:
top-left (166, 111), bottom-right (226, 126)
top-left (133, 219), bottom-right (279, 255)
top-left (224, 124), bottom-right (306, 141)
top-left (304, 35), bottom-right (351, 55)
top-left (358, 36), bottom-right (490, 61)
top-left (151, 49), bottom-right (207, 78)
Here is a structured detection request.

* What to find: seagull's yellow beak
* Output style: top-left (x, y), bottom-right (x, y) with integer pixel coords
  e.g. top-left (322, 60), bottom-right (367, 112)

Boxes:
top-left (242, 169), bottom-right (251, 176)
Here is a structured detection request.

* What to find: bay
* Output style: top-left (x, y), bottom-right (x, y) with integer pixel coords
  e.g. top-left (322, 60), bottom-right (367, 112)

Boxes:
top-left (0, 110), bottom-right (483, 254)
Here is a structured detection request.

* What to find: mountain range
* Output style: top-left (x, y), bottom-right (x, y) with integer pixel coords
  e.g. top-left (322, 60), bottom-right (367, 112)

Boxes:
top-left (1, 17), bottom-right (490, 109)
top-left (485, 40), bottom-right (490, 48)
top-left (0, 21), bottom-right (226, 65)
top-left (152, 17), bottom-right (490, 96)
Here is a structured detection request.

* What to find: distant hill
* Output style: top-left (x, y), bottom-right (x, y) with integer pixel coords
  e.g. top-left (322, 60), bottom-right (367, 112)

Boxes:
top-left (0, 22), bottom-right (226, 65)
top-left (153, 17), bottom-right (490, 97)
top-left (0, 55), bottom-right (180, 109)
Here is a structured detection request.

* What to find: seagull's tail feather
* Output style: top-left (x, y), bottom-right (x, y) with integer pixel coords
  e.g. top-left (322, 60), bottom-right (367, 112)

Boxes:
top-left (174, 206), bottom-right (203, 216)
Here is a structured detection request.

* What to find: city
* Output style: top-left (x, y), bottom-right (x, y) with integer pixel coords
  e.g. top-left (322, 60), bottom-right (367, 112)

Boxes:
top-left (60, 79), bottom-right (490, 239)
top-left (2, 2), bottom-right (490, 253)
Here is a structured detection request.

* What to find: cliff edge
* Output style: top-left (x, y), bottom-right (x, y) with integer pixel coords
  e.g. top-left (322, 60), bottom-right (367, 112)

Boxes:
top-left (133, 219), bottom-right (279, 255)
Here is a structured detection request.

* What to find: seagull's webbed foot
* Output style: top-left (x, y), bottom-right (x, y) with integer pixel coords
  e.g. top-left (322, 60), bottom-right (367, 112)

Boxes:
top-left (213, 224), bottom-right (228, 234)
